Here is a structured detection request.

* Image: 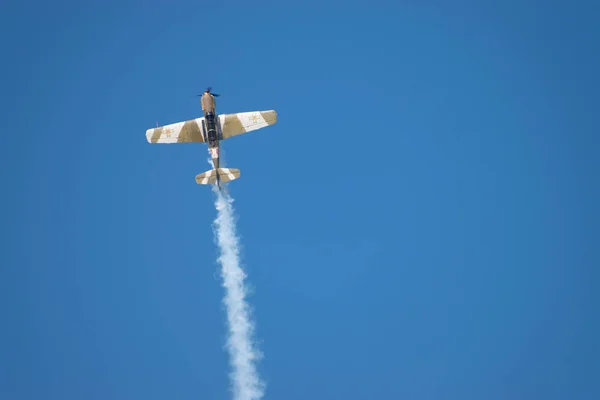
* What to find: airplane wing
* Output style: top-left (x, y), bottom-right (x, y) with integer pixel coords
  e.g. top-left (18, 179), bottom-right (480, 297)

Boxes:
top-left (146, 117), bottom-right (206, 143)
top-left (219, 110), bottom-right (277, 140)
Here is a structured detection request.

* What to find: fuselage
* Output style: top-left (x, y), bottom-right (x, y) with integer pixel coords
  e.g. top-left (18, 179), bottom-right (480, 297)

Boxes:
top-left (200, 92), bottom-right (220, 168)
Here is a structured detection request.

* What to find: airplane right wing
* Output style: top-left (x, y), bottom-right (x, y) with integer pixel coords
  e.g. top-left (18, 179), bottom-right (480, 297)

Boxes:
top-left (219, 110), bottom-right (277, 140)
top-left (146, 117), bottom-right (206, 144)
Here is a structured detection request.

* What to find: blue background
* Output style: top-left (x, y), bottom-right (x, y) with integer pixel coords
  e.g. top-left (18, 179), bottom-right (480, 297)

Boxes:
top-left (2, 0), bottom-right (599, 399)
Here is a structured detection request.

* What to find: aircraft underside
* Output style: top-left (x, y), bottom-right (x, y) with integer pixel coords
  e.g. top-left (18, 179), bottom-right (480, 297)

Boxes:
top-left (145, 89), bottom-right (277, 187)
top-left (203, 112), bottom-right (220, 169)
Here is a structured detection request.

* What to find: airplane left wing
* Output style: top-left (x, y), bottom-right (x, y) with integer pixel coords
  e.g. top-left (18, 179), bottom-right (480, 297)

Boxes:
top-left (146, 117), bottom-right (206, 143)
top-left (219, 110), bottom-right (277, 140)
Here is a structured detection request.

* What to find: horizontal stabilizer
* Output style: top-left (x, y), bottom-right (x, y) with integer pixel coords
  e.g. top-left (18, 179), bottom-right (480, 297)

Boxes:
top-left (195, 168), bottom-right (241, 185)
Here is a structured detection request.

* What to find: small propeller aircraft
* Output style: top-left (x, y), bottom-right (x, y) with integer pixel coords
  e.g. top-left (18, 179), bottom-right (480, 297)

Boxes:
top-left (145, 87), bottom-right (277, 187)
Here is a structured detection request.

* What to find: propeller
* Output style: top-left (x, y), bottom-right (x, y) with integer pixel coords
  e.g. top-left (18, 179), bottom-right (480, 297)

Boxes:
top-left (197, 87), bottom-right (220, 97)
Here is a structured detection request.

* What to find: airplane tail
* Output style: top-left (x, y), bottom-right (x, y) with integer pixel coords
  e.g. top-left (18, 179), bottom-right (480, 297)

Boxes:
top-left (195, 168), bottom-right (240, 185)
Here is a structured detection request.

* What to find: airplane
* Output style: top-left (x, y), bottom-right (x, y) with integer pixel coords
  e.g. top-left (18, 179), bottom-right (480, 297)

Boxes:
top-left (145, 87), bottom-right (277, 187)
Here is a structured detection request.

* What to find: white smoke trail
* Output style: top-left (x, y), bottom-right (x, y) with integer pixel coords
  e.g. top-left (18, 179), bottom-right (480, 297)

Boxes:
top-left (211, 180), bottom-right (265, 400)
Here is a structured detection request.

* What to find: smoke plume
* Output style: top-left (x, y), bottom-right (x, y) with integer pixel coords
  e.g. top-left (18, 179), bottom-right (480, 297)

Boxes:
top-left (211, 183), bottom-right (265, 400)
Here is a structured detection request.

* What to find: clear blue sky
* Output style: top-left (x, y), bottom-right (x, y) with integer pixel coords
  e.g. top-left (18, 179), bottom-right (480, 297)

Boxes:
top-left (2, 1), bottom-right (599, 399)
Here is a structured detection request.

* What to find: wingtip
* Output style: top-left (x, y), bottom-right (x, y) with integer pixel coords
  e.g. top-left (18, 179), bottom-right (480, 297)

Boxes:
top-left (146, 128), bottom-right (158, 143)
top-left (261, 110), bottom-right (278, 125)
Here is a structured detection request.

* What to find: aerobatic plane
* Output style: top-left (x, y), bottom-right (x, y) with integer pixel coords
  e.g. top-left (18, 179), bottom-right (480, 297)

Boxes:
top-left (145, 87), bottom-right (277, 187)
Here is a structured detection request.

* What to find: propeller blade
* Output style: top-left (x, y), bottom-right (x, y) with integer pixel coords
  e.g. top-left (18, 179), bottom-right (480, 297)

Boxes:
top-left (197, 87), bottom-right (221, 96)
